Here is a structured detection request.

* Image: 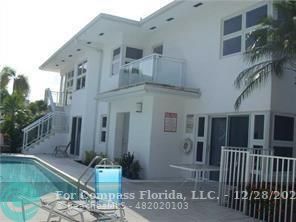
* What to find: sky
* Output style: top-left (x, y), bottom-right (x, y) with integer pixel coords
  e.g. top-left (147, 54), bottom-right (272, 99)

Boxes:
top-left (0, 0), bottom-right (173, 101)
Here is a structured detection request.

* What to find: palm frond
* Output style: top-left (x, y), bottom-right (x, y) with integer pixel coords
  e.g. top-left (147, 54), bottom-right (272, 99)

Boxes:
top-left (234, 60), bottom-right (273, 88)
top-left (234, 62), bottom-right (270, 110)
top-left (234, 57), bottom-right (286, 110)
top-left (13, 75), bottom-right (30, 97)
top-left (0, 66), bottom-right (16, 89)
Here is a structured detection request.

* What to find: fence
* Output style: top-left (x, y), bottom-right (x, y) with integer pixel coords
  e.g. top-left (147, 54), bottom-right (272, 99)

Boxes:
top-left (218, 146), bottom-right (296, 222)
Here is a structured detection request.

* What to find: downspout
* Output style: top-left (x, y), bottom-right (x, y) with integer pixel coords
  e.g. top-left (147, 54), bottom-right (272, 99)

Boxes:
top-left (92, 49), bottom-right (104, 152)
top-left (105, 102), bottom-right (111, 155)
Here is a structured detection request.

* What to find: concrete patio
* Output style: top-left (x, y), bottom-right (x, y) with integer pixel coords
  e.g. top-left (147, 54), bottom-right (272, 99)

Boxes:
top-left (1, 154), bottom-right (253, 222)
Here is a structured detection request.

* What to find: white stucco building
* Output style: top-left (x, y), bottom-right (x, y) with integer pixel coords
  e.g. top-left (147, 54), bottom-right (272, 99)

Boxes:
top-left (23, 0), bottom-right (296, 179)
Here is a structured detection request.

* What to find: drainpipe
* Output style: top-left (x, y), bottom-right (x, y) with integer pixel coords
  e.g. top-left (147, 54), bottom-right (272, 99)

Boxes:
top-left (105, 102), bottom-right (111, 156)
top-left (92, 49), bottom-right (104, 152)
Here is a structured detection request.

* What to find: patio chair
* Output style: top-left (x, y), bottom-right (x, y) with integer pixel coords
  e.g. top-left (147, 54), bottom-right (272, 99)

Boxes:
top-left (54, 141), bottom-right (71, 157)
top-left (20, 193), bottom-right (122, 222)
top-left (39, 191), bottom-right (126, 222)
top-left (20, 195), bottom-right (98, 222)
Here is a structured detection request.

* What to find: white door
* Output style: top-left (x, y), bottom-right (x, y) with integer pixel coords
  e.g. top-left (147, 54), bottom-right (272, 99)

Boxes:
top-left (115, 113), bottom-right (130, 158)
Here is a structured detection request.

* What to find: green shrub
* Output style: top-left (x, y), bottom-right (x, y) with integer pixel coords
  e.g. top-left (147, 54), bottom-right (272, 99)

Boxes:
top-left (84, 150), bottom-right (97, 166)
top-left (84, 151), bottom-right (108, 167)
top-left (118, 152), bottom-right (141, 179)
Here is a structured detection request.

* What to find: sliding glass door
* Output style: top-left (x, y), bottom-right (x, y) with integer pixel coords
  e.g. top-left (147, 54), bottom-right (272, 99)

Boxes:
top-left (228, 116), bottom-right (249, 147)
top-left (70, 117), bottom-right (82, 156)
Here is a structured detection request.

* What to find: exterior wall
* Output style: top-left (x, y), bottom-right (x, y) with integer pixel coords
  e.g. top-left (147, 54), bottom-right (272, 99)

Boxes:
top-left (107, 95), bottom-right (154, 178)
top-left (149, 94), bottom-right (187, 178)
top-left (271, 69), bottom-right (296, 114)
top-left (60, 49), bottom-right (102, 159)
top-left (95, 101), bottom-right (109, 154)
top-left (139, 1), bottom-right (272, 114)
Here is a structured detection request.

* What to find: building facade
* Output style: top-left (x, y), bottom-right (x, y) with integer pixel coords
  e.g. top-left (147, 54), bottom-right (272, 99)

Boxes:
top-left (23, 0), bottom-right (296, 179)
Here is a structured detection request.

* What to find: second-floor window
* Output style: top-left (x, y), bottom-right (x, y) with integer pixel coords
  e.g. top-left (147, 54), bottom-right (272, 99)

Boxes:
top-left (111, 48), bottom-right (121, 75)
top-left (124, 47), bottom-right (143, 64)
top-left (66, 70), bottom-right (74, 90)
top-left (222, 4), bottom-right (268, 57)
top-left (76, 61), bottom-right (87, 90)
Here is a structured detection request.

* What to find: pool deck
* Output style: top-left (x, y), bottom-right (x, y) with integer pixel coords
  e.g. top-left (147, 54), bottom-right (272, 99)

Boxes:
top-left (1, 154), bottom-right (253, 222)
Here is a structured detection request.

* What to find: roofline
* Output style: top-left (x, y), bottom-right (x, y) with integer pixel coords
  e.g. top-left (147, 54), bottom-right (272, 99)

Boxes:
top-left (39, 0), bottom-right (185, 71)
top-left (39, 14), bottom-right (140, 71)
top-left (140, 0), bottom-right (183, 24)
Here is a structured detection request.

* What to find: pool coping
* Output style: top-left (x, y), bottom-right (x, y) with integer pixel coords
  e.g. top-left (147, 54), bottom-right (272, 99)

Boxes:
top-left (0, 153), bottom-right (95, 193)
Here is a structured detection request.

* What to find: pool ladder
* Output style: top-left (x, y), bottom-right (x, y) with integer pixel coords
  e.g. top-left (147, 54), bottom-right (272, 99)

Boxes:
top-left (76, 156), bottom-right (112, 198)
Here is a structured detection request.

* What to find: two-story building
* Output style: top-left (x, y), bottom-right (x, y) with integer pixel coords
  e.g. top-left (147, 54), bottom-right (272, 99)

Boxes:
top-left (23, 0), bottom-right (296, 179)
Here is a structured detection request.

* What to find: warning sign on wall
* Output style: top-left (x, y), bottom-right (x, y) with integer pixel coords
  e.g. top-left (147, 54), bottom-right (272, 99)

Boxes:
top-left (164, 112), bottom-right (177, 132)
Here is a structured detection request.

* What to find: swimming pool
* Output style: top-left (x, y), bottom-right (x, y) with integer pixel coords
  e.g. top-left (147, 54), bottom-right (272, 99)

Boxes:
top-left (0, 155), bottom-right (77, 202)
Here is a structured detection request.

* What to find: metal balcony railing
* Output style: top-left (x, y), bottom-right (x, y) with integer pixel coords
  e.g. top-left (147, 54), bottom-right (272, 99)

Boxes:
top-left (118, 54), bottom-right (185, 88)
top-left (44, 89), bottom-right (72, 111)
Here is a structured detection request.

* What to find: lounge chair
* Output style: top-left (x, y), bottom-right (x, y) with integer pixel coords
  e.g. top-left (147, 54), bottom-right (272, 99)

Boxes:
top-left (20, 193), bottom-right (122, 222)
top-left (20, 195), bottom-right (98, 222)
top-left (39, 191), bottom-right (125, 221)
top-left (54, 141), bottom-right (71, 157)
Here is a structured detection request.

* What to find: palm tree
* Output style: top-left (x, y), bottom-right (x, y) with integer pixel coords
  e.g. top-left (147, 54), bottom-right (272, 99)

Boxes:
top-left (234, 1), bottom-right (296, 109)
top-left (0, 66), bottom-right (30, 97)
top-left (0, 66), bottom-right (31, 152)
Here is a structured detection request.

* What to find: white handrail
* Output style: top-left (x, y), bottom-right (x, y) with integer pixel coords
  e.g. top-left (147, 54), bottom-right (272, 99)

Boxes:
top-left (22, 113), bottom-right (54, 131)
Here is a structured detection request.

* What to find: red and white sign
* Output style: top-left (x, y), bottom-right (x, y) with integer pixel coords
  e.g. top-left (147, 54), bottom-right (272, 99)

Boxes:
top-left (164, 112), bottom-right (177, 132)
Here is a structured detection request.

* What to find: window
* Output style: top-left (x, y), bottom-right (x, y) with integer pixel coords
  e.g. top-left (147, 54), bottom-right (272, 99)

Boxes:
top-left (65, 70), bottom-right (74, 104)
top-left (126, 47), bottom-right (143, 60)
top-left (254, 115), bottom-right (264, 139)
top-left (246, 5), bottom-right (268, 28)
top-left (76, 61), bottom-right (87, 90)
top-left (196, 116), bottom-right (207, 163)
top-left (100, 115), bottom-right (108, 143)
top-left (274, 115), bottom-right (294, 141)
top-left (185, 114), bottom-right (194, 134)
top-left (153, 45), bottom-right (163, 55)
top-left (223, 36), bottom-right (242, 56)
top-left (223, 15), bottom-right (242, 35)
top-left (196, 142), bottom-right (204, 162)
top-left (124, 47), bottom-right (143, 64)
top-left (111, 48), bottom-right (121, 75)
top-left (197, 117), bottom-right (205, 137)
top-left (66, 70), bottom-right (74, 89)
top-left (245, 29), bottom-right (267, 51)
top-left (222, 4), bottom-right (268, 56)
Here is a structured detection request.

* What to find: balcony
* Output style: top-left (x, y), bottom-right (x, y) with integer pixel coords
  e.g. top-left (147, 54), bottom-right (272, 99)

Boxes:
top-left (118, 54), bottom-right (185, 88)
top-left (44, 89), bottom-right (72, 111)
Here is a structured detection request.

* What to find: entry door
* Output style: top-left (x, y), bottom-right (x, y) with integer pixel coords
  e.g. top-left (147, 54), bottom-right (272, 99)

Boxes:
top-left (115, 113), bottom-right (130, 158)
top-left (70, 117), bottom-right (82, 156)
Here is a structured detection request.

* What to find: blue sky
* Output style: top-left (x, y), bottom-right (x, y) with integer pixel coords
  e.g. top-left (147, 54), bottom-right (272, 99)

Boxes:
top-left (0, 0), bottom-right (172, 101)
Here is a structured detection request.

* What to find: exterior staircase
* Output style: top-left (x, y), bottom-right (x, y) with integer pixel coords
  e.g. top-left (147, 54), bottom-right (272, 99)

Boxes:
top-left (22, 89), bottom-right (69, 154)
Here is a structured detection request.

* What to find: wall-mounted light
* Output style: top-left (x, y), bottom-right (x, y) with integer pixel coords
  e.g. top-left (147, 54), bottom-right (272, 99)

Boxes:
top-left (136, 102), bottom-right (143, 113)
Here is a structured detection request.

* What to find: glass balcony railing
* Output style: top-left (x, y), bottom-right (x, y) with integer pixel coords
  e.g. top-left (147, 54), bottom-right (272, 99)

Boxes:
top-left (118, 54), bottom-right (185, 88)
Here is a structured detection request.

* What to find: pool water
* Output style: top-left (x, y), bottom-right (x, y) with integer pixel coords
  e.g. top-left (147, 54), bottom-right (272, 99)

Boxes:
top-left (0, 156), bottom-right (77, 202)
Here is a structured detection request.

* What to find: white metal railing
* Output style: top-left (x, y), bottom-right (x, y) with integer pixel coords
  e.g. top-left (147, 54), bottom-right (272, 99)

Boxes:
top-left (218, 146), bottom-right (296, 222)
top-left (118, 54), bottom-right (185, 88)
top-left (44, 89), bottom-right (71, 111)
top-left (22, 112), bottom-right (68, 150)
